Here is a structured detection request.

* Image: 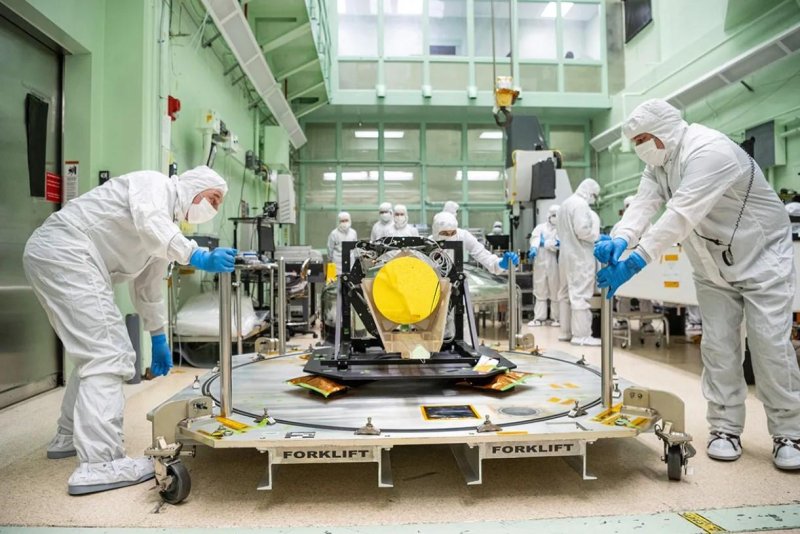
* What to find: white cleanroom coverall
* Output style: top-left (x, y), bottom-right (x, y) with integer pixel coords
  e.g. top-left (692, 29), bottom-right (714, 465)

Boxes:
top-left (433, 212), bottom-right (506, 275)
top-left (385, 204), bottom-right (419, 238)
top-left (370, 201), bottom-right (393, 241)
top-left (616, 98), bottom-right (799, 440)
top-left (327, 211), bottom-right (358, 273)
top-left (23, 165), bottom-right (228, 490)
top-left (556, 179), bottom-right (601, 343)
top-left (530, 205), bottom-right (560, 322)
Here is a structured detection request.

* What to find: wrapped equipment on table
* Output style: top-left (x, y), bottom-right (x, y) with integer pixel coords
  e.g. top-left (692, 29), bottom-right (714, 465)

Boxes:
top-left (175, 290), bottom-right (262, 338)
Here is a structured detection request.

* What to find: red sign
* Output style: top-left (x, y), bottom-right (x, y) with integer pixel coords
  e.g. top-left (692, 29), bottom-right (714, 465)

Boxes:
top-left (45, 171), bottom-right (61, 203)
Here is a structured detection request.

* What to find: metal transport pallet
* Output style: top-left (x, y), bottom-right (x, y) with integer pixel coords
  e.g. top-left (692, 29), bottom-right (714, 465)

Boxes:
top-left (146, 254), bottom-right (695, 504)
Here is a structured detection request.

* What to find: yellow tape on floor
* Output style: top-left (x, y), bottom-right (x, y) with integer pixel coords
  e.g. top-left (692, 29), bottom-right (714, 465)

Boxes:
top-left (680, 512), bottom-right (727, 532)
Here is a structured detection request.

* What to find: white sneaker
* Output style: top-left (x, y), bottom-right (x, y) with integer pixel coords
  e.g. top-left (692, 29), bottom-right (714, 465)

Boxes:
top-left (47, 432), bottom-right (77, 459)
top-left (707, 431), bottom-right (742, 461)
top-left (527, 320), bottom-right (544, 327)
top-left (550, 321), bottom-right (561, 327)
top-left (773, 437), bottom-right (800, 470)
top-left (570, 336), bottom-right (601, 347)
top-left (68, 457), bottom-right (155, 496)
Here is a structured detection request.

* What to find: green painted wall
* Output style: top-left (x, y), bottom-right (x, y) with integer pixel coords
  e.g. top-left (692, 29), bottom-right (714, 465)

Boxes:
top-left (593, 0), bottom-right (800, 226)
top-left (7, 0), bottom-right (274, 375)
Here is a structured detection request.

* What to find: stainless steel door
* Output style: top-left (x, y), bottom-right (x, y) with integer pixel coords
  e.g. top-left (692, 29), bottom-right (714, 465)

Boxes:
top-left (0, 15), bottom-right (61, 408)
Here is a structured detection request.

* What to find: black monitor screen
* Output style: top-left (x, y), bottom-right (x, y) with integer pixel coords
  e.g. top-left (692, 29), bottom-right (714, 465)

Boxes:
top-left (623, 0), bottom-right (653, 43)
top-left (486, 234), bottom-right (510, 251)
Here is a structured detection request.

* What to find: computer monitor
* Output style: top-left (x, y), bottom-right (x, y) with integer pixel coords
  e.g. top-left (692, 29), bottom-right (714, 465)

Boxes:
top-left (486, 234), bottom-right (510, 251)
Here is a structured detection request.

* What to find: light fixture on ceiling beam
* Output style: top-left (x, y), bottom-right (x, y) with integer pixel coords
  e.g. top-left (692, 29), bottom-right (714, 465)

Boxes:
top-left (201, 0), bottom-right (307, 149)
top-left (542, 2), bottom-right (573, 18)
top-left (479, 131), bottom-right (503, 139)
top-left (354, 130), bottom-right (405, 138)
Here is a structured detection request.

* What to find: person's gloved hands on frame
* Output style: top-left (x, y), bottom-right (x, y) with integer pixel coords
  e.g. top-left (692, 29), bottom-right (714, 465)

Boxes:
top-left (527, 247), bottom-right (537, 260)
top-left (499, 251), bottom-right (520, 270)
top-left (594, 236), bottom-right (628, 265)
top-left (597, 252), bottom-right (647, 298)
top-left (190, 247), bottom-right (237, 272)
top-left (150, 333), bottom-right (172, 377)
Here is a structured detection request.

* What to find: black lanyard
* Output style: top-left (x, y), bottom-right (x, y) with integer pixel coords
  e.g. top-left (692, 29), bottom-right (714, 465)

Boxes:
top-left (692, 156), bottom-right (755, 266)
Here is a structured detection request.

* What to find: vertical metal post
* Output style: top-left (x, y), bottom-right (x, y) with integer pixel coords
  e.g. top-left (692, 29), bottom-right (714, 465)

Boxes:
top-left (219, 272), bottom-right (233, 418)
top-left (600, 288), bottom-right (614, 408)
top-left (269, 267), bottom-right (275, 338)
top-left (235, 268), bottom-right (243, 355)
top-left (278, 257), bottom-right (287, 354)
top-left (507, 261), bottom-right (517, 350)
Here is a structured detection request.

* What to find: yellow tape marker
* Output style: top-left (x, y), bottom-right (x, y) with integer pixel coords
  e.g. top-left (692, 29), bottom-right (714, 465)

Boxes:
top-left (680, 512), bottom-right (727, 533)
top-left (215, 417), bottom-right (250, 431)
top-left (664, 254), bottom-right (679, 261)
top-left (497, 431), bottom-right (529, 435)
top-left (549, 384), bottom-right (563, 389)
top-left (563, 382), bottom-right (579, 389)
top-left (548, 397), bottom-right (562, 403)
top-left (560, 398), bottom-right (576, 405)
top-left (664, 281), bottom-right (680, 288)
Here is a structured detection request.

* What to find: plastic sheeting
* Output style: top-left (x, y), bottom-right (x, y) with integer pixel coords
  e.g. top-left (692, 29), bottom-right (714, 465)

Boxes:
top-left (175, 290), bottom-right (259, 337)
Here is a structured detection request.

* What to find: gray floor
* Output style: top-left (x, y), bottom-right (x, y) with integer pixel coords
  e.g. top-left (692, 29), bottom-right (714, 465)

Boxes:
top-left (0, 323), bottom-right (797, 530)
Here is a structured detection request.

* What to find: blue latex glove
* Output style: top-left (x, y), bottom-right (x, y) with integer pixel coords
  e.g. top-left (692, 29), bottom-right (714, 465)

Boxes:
top-left (499, 251), bottom-right (520, 270)
top-left (190, 247), bottom-right (237, 272)
top-left (527, 247), bottom-right (538, 260)
top-left (150, 334), bottom-right (172, 377)
top-left (597, 252), bottom-right (647, 298)
top-left (594, 236), bottom-right (628, 265)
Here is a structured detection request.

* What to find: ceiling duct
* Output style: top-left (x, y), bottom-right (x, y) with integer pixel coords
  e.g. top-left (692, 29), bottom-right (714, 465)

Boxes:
top-left (590, 22), bottom-right (800, 151)
top-left (202, 0), bottom-right (307, 148)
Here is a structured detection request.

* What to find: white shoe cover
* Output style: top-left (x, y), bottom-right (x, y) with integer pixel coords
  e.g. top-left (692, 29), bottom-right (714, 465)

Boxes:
top-left (550, 321), bottom-right (560, 327)
top-left (527, 320), bottom-right (544, 327)
top-left (47, 432), bottom-right (76, 459)
top-left (773, 437), bottom-right (800, 470)
top-left (707, 432), bottom-right (742, 461)
top-left (570, 336), bottom-right (601, 347)
top-left (68, 457), bottom-right (155, 495)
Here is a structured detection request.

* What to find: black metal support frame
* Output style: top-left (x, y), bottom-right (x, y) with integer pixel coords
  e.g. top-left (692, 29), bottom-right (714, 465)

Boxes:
top-left (304, 237), bottom-right (516, 382)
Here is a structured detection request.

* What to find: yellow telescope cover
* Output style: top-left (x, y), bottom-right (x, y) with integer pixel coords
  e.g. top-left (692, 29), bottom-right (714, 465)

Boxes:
top-left (373, 256), bottom-right (441, 324)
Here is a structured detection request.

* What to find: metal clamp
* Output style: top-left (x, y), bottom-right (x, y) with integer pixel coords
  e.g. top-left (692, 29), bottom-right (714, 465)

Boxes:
top-left (476, 415), bottom-right (502, 433)
top-left (355, 417), bottom-right (381, 436)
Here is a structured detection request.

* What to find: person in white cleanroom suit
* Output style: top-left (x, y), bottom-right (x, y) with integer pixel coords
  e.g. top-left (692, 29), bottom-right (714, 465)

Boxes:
top-left (386, 204), bottom-right (419, 237)
top-left (443, 200), bottom-right (459, 217)
top-left (433, 212), bottom-right (518, 274)
top-left (432, 212), bottom-right (519, 339)
top-left (370, 201), bottom-right (393, 241)
top-left (595, 98), bottom-right (800, 469)
top-left (556, 179), bottom-right (602, 346)
top-left (490, 221), bottom-right (504, 235)
top-left (527, 204), bottom-right (560, 327)
top-left (23, 166), bottom-right (236, 495)
top-left (327, 211), bottom-right (357, 274)
top-left (612, 195), bottom-right (655, 330)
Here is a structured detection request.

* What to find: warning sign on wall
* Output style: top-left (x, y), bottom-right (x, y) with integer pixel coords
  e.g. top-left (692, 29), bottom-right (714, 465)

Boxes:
top-left (45, 172), bottom-right (61, 203)
top-left (64, 160), bottom-right (79, 203)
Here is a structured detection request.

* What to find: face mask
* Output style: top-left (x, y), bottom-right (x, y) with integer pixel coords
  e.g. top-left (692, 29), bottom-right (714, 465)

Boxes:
top-left (338, 221), bottom-right (351, 232)
top-left (634, 139), bottom-right (668, 167)
top-left (187, 198), bottom-right (218, 224)
top-left (394, 215), bottom-right (407, 227)
top-left (380, 211), bottom-right (392, 223)
top-left (437, 231), bottom-right (457, 241)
